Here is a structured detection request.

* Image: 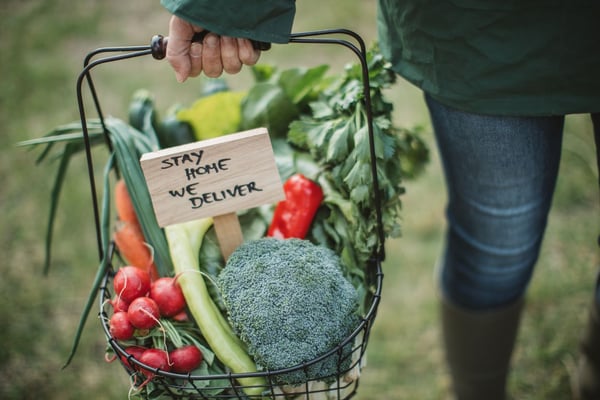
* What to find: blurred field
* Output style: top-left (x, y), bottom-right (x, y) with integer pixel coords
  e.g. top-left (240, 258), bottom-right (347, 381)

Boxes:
top-left (1, 1), bottom-right (597, 399)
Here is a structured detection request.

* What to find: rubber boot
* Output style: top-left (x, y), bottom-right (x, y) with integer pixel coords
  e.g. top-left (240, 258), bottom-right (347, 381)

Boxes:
top-left (441, 297), bottom-right (524, 400)
top-left (577, 298), bottom-right (600, 399)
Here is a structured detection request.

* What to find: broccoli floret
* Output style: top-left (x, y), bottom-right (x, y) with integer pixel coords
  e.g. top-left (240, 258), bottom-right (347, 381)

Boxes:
top-left (217, 237), bottom-right (360, 386)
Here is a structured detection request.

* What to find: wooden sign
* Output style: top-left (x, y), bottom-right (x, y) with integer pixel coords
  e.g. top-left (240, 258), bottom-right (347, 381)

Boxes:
top-left (140, 128), bottom-right (284, 259)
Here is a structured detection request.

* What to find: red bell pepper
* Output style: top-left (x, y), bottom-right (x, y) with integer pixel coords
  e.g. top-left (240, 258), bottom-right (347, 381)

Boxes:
top-left (267, 173), bottom-right (324, 239)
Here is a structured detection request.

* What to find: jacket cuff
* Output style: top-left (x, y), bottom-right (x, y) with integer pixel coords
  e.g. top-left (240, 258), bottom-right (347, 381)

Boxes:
top-left (160, 0), bottom-right (296, 44)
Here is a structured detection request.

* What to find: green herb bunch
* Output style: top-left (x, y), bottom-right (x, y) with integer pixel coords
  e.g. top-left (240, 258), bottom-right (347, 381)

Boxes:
top-left (285, 47), bottom-right (429, 293)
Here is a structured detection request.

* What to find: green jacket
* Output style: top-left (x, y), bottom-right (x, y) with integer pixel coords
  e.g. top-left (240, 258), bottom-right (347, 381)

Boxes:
top-left (160, 0), bottom-right (296, 44)
top-left (162, 0), bottom-right (600, 116)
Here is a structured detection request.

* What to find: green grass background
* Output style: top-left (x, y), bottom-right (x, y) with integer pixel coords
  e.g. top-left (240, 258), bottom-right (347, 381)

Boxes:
top-left (1, 1), bottom-right (598, 399)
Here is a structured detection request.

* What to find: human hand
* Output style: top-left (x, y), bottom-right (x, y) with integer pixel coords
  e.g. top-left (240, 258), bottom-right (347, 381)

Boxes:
top-left (166, 15), bottom-right (261, 82)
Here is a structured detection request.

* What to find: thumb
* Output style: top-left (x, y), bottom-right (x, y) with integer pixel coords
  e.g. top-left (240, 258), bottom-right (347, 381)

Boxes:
top-left (166, 16), bottom-right (196, 82)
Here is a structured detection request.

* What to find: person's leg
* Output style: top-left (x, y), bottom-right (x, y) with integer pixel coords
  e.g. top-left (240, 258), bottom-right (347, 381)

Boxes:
top-left (577, 112), bottom-right (600, 399)
top-left (425, 94), bottom-right (564, 399)
top-left (429, 96), bottom-right (564, 310)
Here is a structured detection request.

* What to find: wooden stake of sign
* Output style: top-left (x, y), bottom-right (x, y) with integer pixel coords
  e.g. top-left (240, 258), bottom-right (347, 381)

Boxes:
top-left (140, 128), bottom-right (284, 260)
top-left (212, 213), bottom-right (244, 260)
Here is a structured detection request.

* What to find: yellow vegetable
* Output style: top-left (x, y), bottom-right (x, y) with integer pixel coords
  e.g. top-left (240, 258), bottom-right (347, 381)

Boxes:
top-left (176, 91), bottom-right (246, 140)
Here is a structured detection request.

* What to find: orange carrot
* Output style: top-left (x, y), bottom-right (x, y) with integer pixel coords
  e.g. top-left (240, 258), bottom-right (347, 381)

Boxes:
top-left (114, 179), bottom-right (140, 228)
top-left (114, 220), bottom-right (159, 281)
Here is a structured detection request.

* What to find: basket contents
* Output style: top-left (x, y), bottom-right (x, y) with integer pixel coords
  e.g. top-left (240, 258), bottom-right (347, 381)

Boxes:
top-left (217, 237), bottom-right (360, 386)
top-left (267, 173), bottom-right (324, 239)
top-left (113, 180), bottom-right (160, 281)
top-left (21, 43), bottom-right (429, 399)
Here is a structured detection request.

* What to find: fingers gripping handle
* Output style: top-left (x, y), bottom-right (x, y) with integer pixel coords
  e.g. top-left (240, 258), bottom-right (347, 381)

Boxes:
top-left (150, 32), bottom-right (270, 60)
top-left (191, 31), bottom-right (271, 51)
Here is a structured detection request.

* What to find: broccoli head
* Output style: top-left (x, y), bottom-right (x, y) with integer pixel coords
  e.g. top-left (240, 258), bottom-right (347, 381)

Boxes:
top-left (217, 237), bottom-right (361, 386)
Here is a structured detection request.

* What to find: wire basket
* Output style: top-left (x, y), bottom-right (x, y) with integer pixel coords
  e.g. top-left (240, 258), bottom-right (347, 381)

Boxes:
top-left (78, 29), bottom-right (386, 399)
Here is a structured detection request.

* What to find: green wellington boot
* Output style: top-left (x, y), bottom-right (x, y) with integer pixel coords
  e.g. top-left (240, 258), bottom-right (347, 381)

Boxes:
top-left (577, 298), bottom-right (600, 399)
top-left (441, 297), bottom-right (525, 400)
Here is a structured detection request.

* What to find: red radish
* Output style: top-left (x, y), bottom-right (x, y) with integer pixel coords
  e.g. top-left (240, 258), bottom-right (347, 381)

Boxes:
top-left (110, 295), bottom-right (130, 313)
top-left (109, 311), bottom-right (135, 340)
top-left (127, 296), bottom-right (160, 329)
top-left (150, 277), bottom-right (186, 317)
top-left (139, 348), bottom-right (170, 382)
top-left (171, 309), bottom-right (189, 322)
top-left (113, 266), bottom-right (151, 303)
top-left (120, 345), bottom-right (147, 370)
top-left (169, 345), bottom-right (203, 373)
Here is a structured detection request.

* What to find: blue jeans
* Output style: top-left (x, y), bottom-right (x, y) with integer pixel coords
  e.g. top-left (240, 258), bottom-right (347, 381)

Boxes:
top-left (426, 94), bottom-right (576, 310)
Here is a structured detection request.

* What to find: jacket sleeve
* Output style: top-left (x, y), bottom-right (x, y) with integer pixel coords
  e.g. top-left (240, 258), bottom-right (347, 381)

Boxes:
top-left (160, 0), bottom-right (296, 44)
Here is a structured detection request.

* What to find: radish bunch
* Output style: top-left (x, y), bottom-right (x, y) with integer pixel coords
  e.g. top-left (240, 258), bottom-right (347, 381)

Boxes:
top-left (109, 266), bottom-right (186, 336)
top-left (108, 266), bottom-right (203, 377)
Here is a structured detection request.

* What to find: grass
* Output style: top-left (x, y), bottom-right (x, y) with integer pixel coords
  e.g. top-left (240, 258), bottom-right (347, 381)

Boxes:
top-left (1, 0), bottom-right (597, 399)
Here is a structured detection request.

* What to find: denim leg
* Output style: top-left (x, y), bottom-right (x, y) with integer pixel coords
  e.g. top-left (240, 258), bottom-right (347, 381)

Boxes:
top-left (425, 94), bottom-right (564, 310)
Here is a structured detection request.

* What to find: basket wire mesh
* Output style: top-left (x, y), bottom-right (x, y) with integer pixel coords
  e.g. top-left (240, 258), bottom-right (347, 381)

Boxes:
top-left (78, 29), bottom-right (385, 399)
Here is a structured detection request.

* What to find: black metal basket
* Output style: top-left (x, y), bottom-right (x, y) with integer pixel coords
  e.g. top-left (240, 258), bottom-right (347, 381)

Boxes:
top-left (79, 29), bottom-right (385, 399)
